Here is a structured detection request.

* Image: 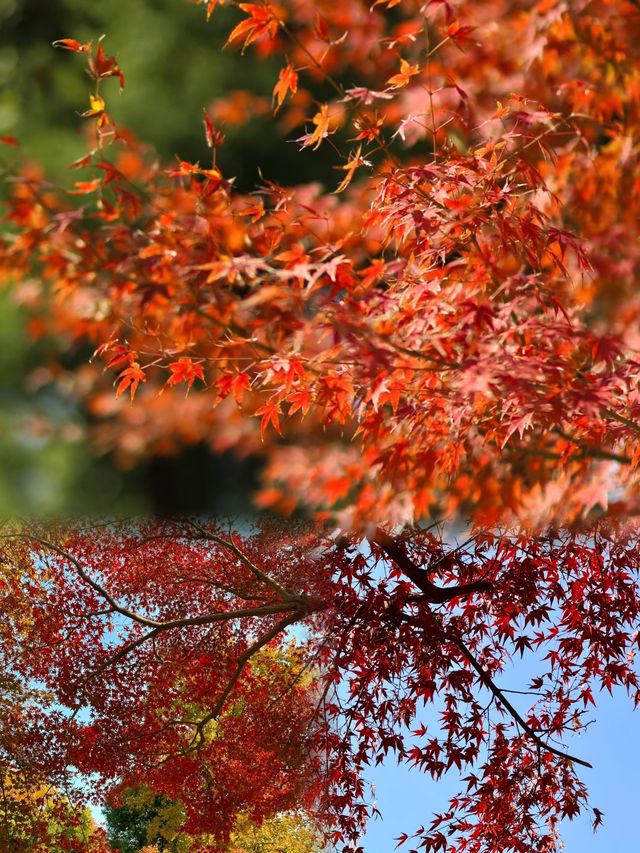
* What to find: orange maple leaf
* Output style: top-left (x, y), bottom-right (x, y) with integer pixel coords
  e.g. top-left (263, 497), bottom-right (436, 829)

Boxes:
top-left (387, 58), bottom-right (421, 89)
top-left (273, 63), bottom-right (298, 112)
top-left (287, 387), bottom-right (312, 416)
top-left (89, 41), bottom-right (125, 91)
top-left (300, 104), bottom-right (332, 150)
top-left (115, 363), bottom-right (146, 400)
top-left (334, 146), bottom-right (372, 193)
top-left (255, 401), bottom-right (282, 438)
top-left (201, 0), bottom-right (227, 18)
top-left (226, 3), bottom-right (283, 52)
top-left (215, 372), bottom-right (252, 404)
top-left (66, 178), bottom-right (102, 195)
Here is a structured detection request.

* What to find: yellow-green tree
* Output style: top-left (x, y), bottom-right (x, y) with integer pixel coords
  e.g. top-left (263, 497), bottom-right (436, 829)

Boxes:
top-left (105, 786), bottom-right (324, 852)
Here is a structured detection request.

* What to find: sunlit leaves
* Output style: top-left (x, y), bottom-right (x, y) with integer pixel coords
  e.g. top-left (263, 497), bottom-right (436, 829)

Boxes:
top-left (298, 103), bottom-right (333, 150)
top-left (386, 58), bottom-right (421, 89)
top-left (81, 94), bottom-right (106, 118)
top-left (226, 3), bottom-right (283, 52)
top-left (334, 145), bottom-right (372, 193)
top-left (272, 62), bottom-right (298, 112)
top-left (115, 363), bottom-right (146, 400)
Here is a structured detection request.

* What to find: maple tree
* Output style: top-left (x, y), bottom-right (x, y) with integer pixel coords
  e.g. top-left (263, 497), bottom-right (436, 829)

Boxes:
top-left (2, 0), bottom-right (640, 850)
top-left (0, 520), bottom-right (327, 851)
top-left (2, 516), bottom-right (640, 852)
top-left (0, 674), bottom-right (108, 852)
top-left (3, 0), bottom-right (640, 528)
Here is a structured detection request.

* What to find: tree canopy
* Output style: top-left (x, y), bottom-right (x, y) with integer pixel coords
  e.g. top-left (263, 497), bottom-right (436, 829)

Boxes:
top-left (2, 1), bottom-right (640, 851)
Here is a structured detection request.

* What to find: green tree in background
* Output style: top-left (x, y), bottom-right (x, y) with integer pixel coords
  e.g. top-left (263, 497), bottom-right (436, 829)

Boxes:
top-left (105, 787), bottom-right (186, 853)
top-left (105, 786), bottom-right (324, 852)
top-left (0, 0), bottom-right (331, 185)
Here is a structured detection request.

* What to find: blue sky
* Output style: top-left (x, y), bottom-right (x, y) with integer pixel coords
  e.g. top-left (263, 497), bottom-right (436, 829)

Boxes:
top-left (362, 685), bottom-right (640, 852)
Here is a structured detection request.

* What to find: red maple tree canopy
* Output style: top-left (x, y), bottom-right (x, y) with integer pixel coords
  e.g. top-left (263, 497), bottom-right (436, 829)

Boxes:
top-left (2, 517), bottom-right (639, 851)
top-left (1, 0), bottom-right (640, 850)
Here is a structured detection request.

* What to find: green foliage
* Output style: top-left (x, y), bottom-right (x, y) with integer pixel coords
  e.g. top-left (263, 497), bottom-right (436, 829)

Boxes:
top-left (105, 786), bottom-right (188, 853)
top-left (105, 787), bottom-right (324, 853)
top-left (230, 812), bottom-right (325, 853)
top-left (0, 0), bottom-right (291, 186)
top-left (0, 290), bottom-right (145, 516)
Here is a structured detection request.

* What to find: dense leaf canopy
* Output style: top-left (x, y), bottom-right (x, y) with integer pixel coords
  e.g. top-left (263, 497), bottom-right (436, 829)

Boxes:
top-left (2, 1), bottom-right (640, 851)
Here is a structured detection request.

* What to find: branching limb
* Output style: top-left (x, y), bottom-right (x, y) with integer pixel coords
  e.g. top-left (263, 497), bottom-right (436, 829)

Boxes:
top-left (174, 572), bottom-right (266, 601)
top-left (8, 531), bottom-right (163, 628)
top-left (452, 634), bottom-right (592, 768)
top-left (371, 527), bottom-right (493, 603)
top-left (603, 407), bottom-right (640, 437)
top-left (554, 428), bottom-right (630, 465)
top-left (184, 519), bottom-right (300, 602)
top-left (88, 627), bottom-right (163, 681)
top-left (187, 611), bottom-right (301, 751)
top-left (8, 530), bottom-right (308, 632)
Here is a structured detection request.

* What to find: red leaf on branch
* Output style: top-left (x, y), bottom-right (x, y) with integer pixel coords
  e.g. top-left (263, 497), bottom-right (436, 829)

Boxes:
top-left (255, 401), bottom-right (282, 437)
top-left (115, 362), bottom-right (146, 400)
top-left (166, 357), bottom-right (206, 389)
top-left (226, 3), bottom-right (283, 52)
top-left (52, 38), bottom-right (91, 53)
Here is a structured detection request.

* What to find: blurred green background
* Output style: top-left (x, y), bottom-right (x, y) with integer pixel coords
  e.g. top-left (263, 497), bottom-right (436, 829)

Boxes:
top-left (0, 0), bottom-right (311, 517)
top-left (2, 0), bottom-right (285, 179)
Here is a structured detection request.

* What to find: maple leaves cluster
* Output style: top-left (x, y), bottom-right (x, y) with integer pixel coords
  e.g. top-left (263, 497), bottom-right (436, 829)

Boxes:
top-left (0, 0), bottom-right (639, 528)
top-left (2, 1), bottom-right (640, 851)
top-left (322, 523), bottom-right (640, 850)
top-left (2, 518), bottom-right (640, 852)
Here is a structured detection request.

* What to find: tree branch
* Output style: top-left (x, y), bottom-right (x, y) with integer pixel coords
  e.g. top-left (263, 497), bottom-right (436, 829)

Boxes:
top-left (554, 428), bottom-right (630, 465)
top-left (371, 527), bottom-right (493, 603)
top-left (184, 520), bottom-right (299, 602)
top-left (187, 611), bottom-right (301, 751)
top-left (10, 530), bottom-right (306, 633)
top-left (451, 634), bottom-right (592, 768)
top-left (10, 532), bottom-right (162, 628)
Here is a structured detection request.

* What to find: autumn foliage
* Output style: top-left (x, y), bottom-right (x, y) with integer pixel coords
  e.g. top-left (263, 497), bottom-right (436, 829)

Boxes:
top-left (2, 0), bottom-right (640, 850)
top-left (1, 0), bottom-right (638, 528)
top-left (3, 517), bottom-right (640, 852)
